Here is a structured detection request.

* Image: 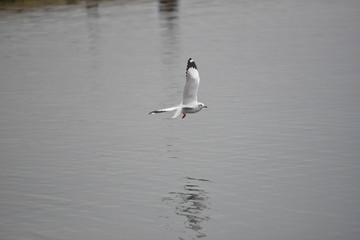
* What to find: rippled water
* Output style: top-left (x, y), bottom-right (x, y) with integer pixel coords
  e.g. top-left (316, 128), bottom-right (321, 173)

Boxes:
top-left (1, 0), bottom-right (360, 239)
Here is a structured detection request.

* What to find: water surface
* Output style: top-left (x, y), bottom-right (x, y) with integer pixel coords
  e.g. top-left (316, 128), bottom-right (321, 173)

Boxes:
top-left (1, 0), bottom-right (360, 239)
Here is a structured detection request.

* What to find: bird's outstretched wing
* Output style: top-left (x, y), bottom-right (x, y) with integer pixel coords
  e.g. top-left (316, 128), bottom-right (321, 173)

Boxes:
top-left (149, 105), bottom-right (180, 115)
top-left (182, 58), bottom-right (200, 105)
top-left (149, 105), bottom-right (182, 118)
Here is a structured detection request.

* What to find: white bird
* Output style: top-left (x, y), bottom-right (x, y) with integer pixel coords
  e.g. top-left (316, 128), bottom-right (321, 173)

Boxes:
top-left (149, 58), bottom-right (207, 119)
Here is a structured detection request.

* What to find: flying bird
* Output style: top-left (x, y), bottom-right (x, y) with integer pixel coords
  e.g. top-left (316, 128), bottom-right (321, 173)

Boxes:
top-left (149, 58), bottom-right (207, 119)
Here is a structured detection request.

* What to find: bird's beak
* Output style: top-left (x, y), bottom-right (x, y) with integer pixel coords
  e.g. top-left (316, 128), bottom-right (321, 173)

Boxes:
top-left (203, 106), bottom-right (208, 108)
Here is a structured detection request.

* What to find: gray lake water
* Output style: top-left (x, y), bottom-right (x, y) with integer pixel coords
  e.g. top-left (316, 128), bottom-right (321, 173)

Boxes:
top-left (1, 0), bottom-right (360, 239)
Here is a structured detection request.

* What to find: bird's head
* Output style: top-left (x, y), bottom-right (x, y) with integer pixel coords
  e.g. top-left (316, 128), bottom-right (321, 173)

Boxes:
top-left (198, 102), bottom-right (208, 109)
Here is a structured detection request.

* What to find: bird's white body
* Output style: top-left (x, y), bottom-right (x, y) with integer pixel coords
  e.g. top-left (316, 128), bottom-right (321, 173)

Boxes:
top-left (149, 58), bottom-right (207, 119)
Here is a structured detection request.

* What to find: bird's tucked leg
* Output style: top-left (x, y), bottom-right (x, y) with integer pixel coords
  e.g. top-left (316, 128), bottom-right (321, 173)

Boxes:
top-left (182, 114), bottom-right (186, 119)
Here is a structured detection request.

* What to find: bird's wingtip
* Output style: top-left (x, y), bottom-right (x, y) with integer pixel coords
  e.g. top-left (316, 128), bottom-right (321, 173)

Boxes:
top-left (186, 58), bottom-right (197, 70)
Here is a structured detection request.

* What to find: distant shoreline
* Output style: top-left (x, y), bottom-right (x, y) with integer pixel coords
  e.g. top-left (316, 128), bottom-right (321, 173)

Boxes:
top-left (0, 0), bottom-right (103, 12)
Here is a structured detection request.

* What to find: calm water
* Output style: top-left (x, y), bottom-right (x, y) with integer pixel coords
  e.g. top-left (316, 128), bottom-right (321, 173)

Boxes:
top-left (1, 0), bottom-right (360, 239)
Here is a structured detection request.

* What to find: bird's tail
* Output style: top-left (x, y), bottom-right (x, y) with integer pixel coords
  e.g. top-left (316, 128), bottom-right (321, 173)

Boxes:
top-left (172, 108), bottom-right (182, 118)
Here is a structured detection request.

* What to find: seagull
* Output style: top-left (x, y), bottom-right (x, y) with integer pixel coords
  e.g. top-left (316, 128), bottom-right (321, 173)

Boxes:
top-left (149, 58), bottom-right (207, 119)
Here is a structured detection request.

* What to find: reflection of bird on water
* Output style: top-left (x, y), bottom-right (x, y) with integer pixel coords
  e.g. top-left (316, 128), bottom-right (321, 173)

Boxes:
top-left (163, 177), bottom-right (210, 239)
